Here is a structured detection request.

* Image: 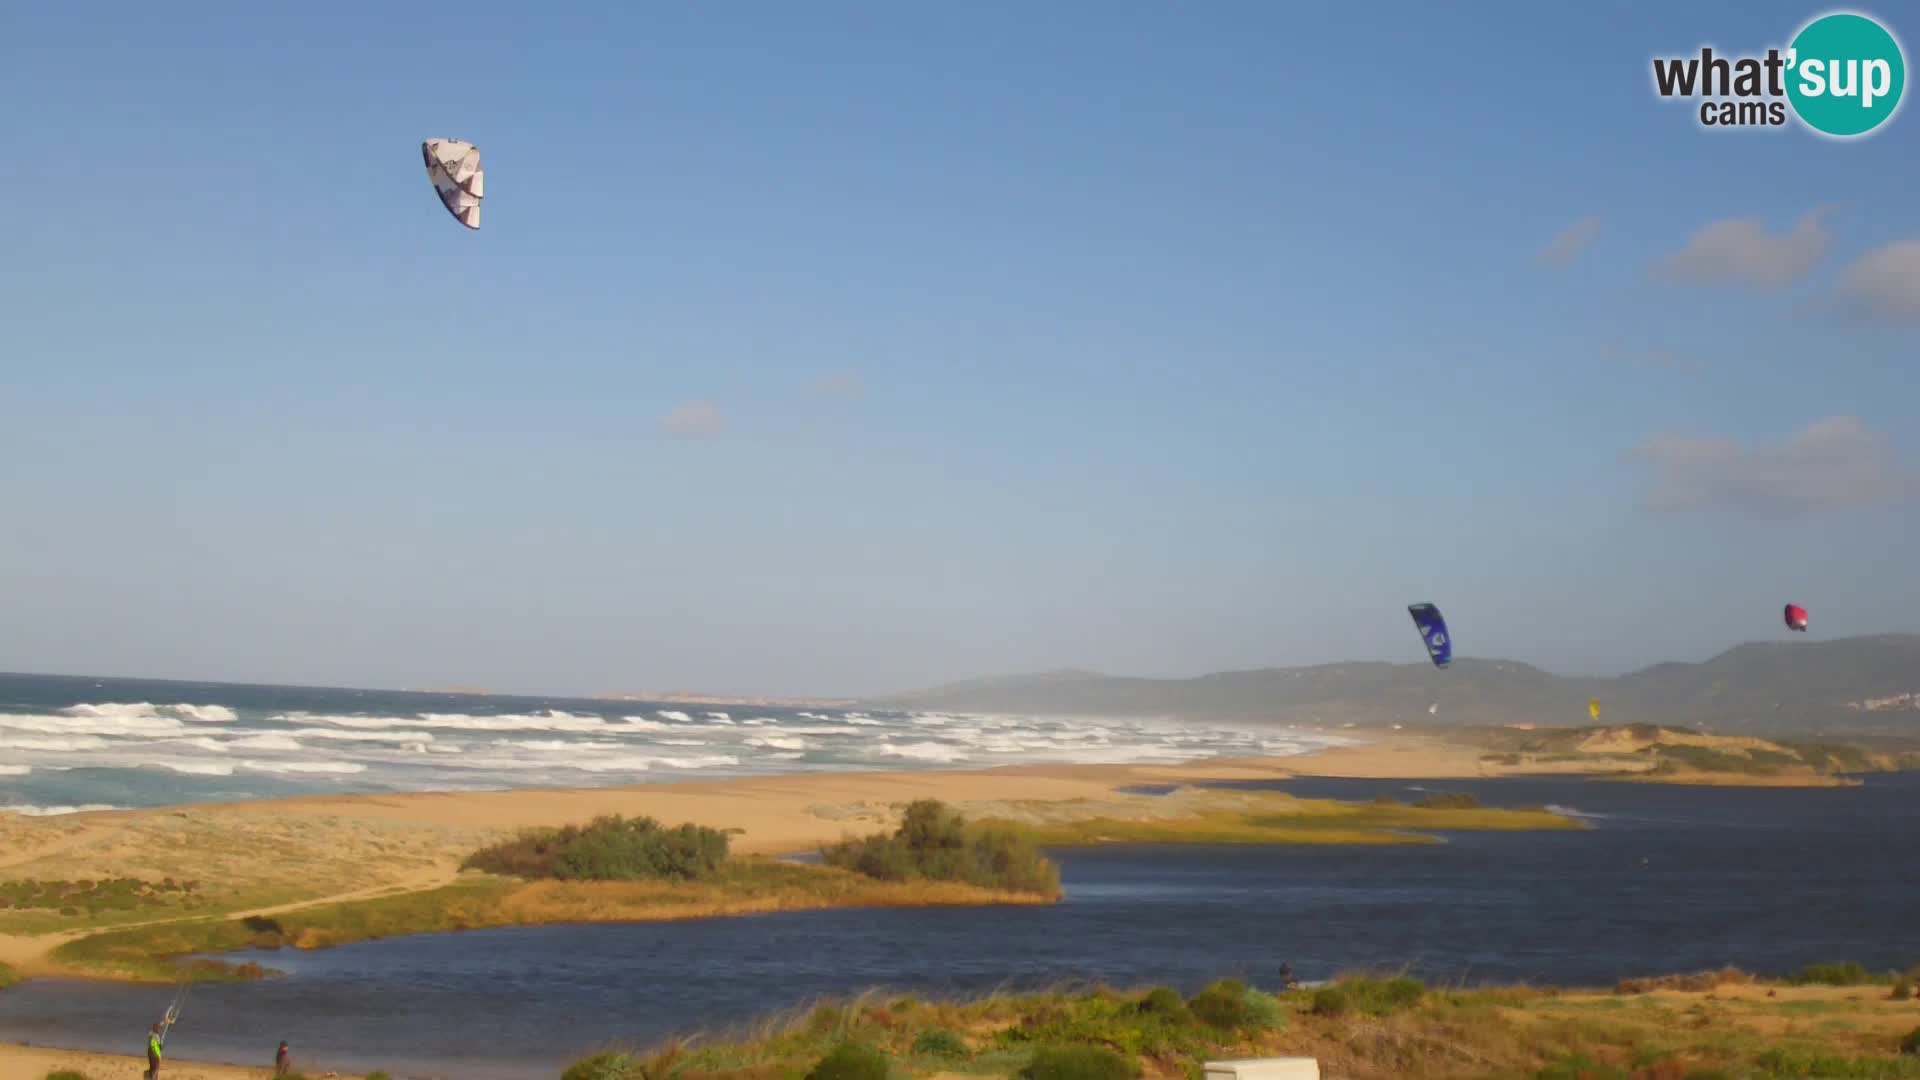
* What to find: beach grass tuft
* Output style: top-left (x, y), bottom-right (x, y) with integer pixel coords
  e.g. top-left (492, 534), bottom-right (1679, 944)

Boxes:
top-left (558, 966), bottom-right (1920, 1080)
top-left (463, 815), bottom-right (732, 882)
top-left (820, 800), bottom-right (1061, 898)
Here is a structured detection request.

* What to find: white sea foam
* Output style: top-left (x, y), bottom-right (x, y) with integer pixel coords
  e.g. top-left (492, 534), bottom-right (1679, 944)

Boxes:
top-left (292, 727), bottom-right (437, 744)
top-left (151, 760), bottom-right (236, 776)
top-left (1, 713), bottom-right (187, 738)
top-left (161, 736), bottom-right (232, 754)
top-left (1, 803), bottom-right (121, 815)
top-left (169, 704), bottom-right (238, 723)
top-left (873, 741), bottom-right (972, 763)
top-left (59, 702), bottom-right (235, 723)
top-left (4, 696), bottom-right (1355, 805)
top-left (0, 765), bottom-right (31, 776)
top-left (746, 736), bottom-right (807, 751)
top-left (242, 760), bottom-right (365, 775)
top-left (228, 734), bottom-right (305, 752)
top-left (493, 739), bottom-right (626, 752)
top-left (295, 711), bottom-right (610, 734)
top-left (0, 735), bottom-right (110, 752)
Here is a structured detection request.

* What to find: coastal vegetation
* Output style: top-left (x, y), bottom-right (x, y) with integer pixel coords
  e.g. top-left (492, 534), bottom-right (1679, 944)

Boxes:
top-left (1458, 724), bottom-right (1920, 785)
top-left (978, 791), bottom-right (1579, 847)
top-left (463, 815), bottom-right (733, 882)
top-left (27, 786), bottom-right (1586, 982)
top-left (560, 969), bottom-right (1920, 1080)
top-left (47, 802), bottom-right (1061, 981)
top-left (820, 799), bottom-right (1061, 896)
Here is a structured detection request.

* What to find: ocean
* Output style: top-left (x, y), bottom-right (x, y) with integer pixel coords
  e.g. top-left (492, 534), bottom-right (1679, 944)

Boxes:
top-left (0, 672), bottom-right (1346, 814)
top-left (3, 774), bottom-right (1915, 1079)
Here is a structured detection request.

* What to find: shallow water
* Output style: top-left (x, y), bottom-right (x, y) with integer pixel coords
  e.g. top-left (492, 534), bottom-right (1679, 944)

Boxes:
top-left (3, 774), bottom-right (1914, 1079)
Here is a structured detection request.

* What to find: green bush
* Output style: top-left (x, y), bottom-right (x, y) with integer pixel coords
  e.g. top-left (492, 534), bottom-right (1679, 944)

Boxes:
top-left (1892, 980), bottom-right (1914, 1001)
top-left (1135, 986), bottom-right (1191, 1022)
top-left (561, 1051), bottom-right (639, 1080)
top-left (45, 1072), bottom-right (94, 1080)
top-left (1020, 1044), bottom-right (1136, 1080)
top-left (819, 800), bottom-right (1060, 896)
top-left (911, 1028), bottom-right (969, 1059)
top-left (1753, 1046), bottom-right (1920, 1076)
top-left (806, 1041), bottom-right (891, 1080)
top-left (366, 1072), bottom-right (394, 1080)
top-left (1793, 962), bottom-right (1877, 987)
top-left (1188, 978), bottom-right (1254, 1030)
top-left (463, 815), bottom-right (730, 882)
top-left (1313, 976), bottom-right (1424, 1017)
top-left (1242, 989), bottom-right (1286, 1031)
top-left (1533, 1055), bottom-right (1627, 1080)
top-left (1904, 1027), bottom-right (1920, 1056)
top-left (1310, 986), bottom-right (1352, 1017)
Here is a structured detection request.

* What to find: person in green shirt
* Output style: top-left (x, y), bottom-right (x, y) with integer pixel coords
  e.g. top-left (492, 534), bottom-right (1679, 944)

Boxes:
top-left (145, 1020), bottom-right (165, 1079)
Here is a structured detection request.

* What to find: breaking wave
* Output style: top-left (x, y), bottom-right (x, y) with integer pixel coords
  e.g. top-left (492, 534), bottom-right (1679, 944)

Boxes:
top-left (1, 803), bottom-right (121, 816)
top-left (243, 760), bottom-right (366, 775)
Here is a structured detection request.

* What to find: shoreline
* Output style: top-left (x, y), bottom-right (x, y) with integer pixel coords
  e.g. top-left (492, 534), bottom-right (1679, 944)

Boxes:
top-left (0, 739), bottom-right (1568, 982)
top-left (7, 972), bottom-right (1918, 1080)
top-left (1, 735), bottom-right (1896, 986)
top-left (0, 1040), bottom-right (373, 1080)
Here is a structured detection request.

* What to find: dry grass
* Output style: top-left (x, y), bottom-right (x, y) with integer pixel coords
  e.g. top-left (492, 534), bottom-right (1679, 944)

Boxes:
top-left (565, 976), bottom-right (1920, 1080)
top-left (976, 789), bottom-right (1581, 846)
top-left (48, 860), bottom-right (1053, 980)
top-left (0, 807), bottom-right (500, 938)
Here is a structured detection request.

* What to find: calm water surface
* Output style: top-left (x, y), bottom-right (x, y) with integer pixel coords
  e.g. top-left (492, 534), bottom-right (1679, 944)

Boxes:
top-left (2, 775), bottom-right (1915, 1079)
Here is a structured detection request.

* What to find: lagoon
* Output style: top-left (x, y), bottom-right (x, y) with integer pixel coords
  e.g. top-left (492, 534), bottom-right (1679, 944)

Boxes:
top-left (2, 774), bottom-right (1914, 1079)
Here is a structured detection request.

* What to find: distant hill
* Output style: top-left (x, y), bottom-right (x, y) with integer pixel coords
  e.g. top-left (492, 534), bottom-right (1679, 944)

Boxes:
top-left (866, 635), bottom-right (1920, 737)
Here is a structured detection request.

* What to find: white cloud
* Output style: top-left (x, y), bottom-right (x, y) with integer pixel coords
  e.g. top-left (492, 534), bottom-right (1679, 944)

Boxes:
top-left (1538, 216), bottom-right (1602, 268)
top-left (1655, 206), bottom-right (1832, 288)
top-left (1836, 239), bottom-right (1920, 321)
top-left (1627, 415), bottom-right (1912, 515)
top-left (659, 400), bottom-right (724, 437)
top-left (809, 369), bottom-right (866, 399)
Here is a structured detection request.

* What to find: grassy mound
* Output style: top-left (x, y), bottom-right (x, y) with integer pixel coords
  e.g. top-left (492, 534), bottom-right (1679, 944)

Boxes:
top-left (821, 800), bottom-right (1061, 897)
top-left (564, 968), bottom-right (1920, 1080)
top-left (462, 815), bottom-right (731, 882)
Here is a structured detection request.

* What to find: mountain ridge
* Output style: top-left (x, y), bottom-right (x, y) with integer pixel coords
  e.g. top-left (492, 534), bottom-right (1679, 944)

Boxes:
top-left (864, 634), bottom-right (1920, 737)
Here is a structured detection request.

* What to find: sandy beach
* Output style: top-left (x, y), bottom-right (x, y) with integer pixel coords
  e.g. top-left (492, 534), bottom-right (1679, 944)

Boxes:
top-left (0, 733), bottom-right (1905, 1078)
top-left (0, 1041), bottom-right (369, 1080)
top-left (0, 739), bottom-right (1481, 978)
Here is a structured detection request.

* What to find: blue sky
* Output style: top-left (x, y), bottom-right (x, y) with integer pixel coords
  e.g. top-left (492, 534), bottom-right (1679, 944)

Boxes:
top-left (2, 1), bottom-right (1916, 696)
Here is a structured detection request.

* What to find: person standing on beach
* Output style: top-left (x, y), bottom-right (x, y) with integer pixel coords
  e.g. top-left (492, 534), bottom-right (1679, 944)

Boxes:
top-left (276, 1040), bottom-right (292, 1076)
top-left (145, 1021), bottom-right (165, 1079)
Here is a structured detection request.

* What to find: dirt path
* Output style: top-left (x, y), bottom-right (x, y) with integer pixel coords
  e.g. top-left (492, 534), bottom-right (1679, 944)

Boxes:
top-left (0, 864), bottom-right (464, 977)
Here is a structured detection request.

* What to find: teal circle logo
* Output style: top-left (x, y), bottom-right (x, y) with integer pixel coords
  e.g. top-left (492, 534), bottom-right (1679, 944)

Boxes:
top-left (1786, 12), bottom-right (1906, 137)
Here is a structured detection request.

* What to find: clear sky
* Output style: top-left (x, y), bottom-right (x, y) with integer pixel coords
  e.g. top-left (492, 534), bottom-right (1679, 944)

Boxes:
top-left (2, 1), bottom-right (1915, 697)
